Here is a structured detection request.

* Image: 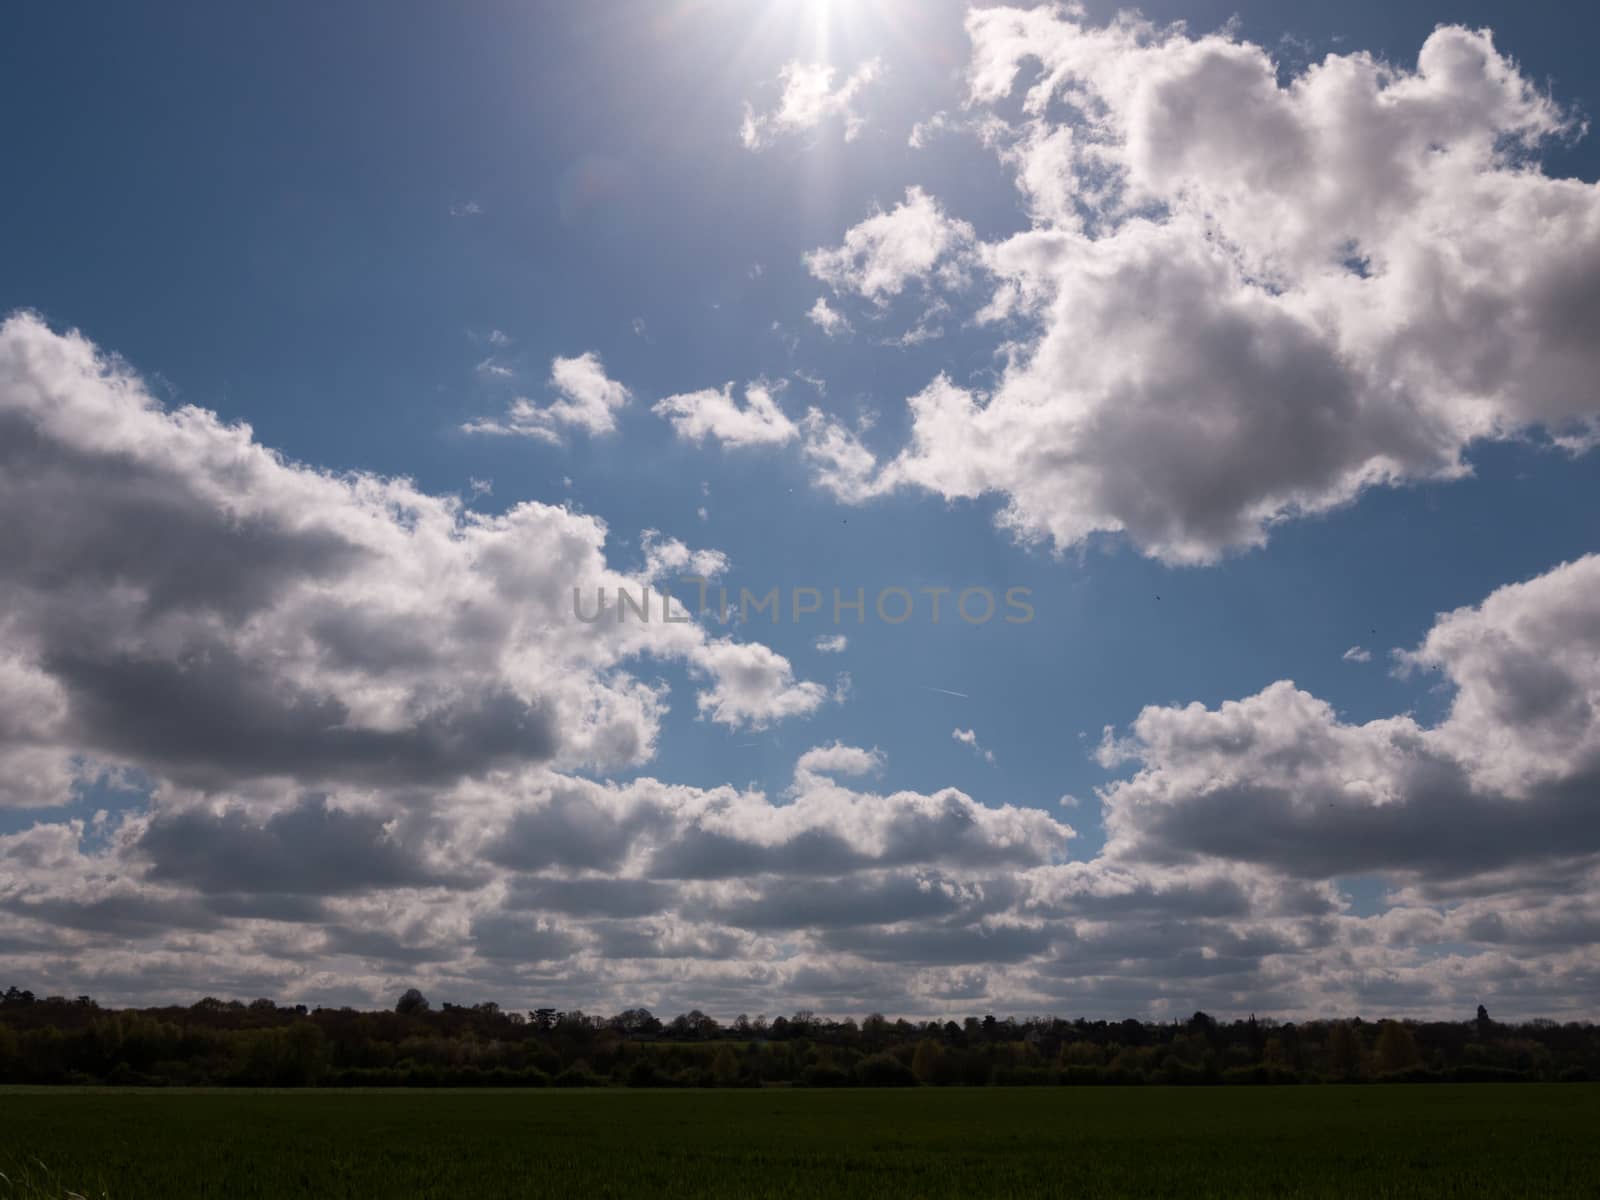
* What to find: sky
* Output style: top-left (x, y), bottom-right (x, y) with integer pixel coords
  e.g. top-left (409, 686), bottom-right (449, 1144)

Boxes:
top-left (2, 0), bottom-right (1599, 1020)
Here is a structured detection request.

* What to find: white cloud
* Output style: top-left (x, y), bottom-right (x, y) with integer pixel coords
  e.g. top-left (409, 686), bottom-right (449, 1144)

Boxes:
top-left (1343, 645), bottom-right (1373, 663)
top-left (464, 352), bottom-right (630, 443)
top-left (814, 634), bottom-right (848, 653)
top-left (692, 639), bottom-right (831, 729)
top-left (0, 312), bottom-right (824, 803)
top-left (807, 297), bottom-right (851, 337)
top-left (805, 186), bottom-right (977, 304)
top-left (800, 408), bottom-right (887, 504)
top-left (952, 727), bottom-right (996, 764)
top-left (795, 741), bottom-right (884, 779)
top-left (1098, 555), bottom-right (1600, 884)
top-left (908, 111), bottom-right (954, 149)
top-left (741, 59), bottom-right (884, 150)
top-left (807, 14), bottom-right (1600, 564)
top-left (638, 529), bottom-right (729, 586)
top-left (653, 380), bottom-right (798, 448)
top-left (6, 540), bottom-right (1600, 1016)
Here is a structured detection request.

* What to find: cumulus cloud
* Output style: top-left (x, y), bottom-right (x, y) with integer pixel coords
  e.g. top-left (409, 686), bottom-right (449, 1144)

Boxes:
top-left (692, 640), bottom-right (831, 729)
top-left (637, 530), bottom-right (729, 586)
top-left (0, 743), bottom-right (1094, 1014)
top-left (802, 13), bottom-right (1600, 564)
top-left (653, 381), bottom-right (798, 449)
top-left (0, 312), bottom-right (824, 804)
top-left (9, 13), bottom-right (1600, 1018)
top-left (1098, 556), bottom-right (1600, 885)
top-left (805, 186), bottom-right (977, 304)
top-left (741, 59), bottom-right (884, 150)
top-left (1343, 645), bottom-right (1374, 663)
top-left (464, 351), bottom-right (629, 443)
top-left (814, 634), bottom-right (849, 653)
top-left (795, 741), bottom-right (884, 779)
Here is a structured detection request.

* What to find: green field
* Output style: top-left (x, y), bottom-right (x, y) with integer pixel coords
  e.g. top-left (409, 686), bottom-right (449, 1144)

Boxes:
top-left (2, 1085), bottom-right (1596, 1198)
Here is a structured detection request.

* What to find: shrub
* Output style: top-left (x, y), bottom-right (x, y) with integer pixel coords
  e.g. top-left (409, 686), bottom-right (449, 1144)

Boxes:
top-left (1374, 1067), bottom-right (1443, 1085)
top-left (626, 1059), bottom-right (676, 1088)
top-left (856, 1054), bottom-right (919, 1087)
top-left (1222, 1064), bottom-right (1302, 1085)
top-left (1443, 1065), bottom-right (1529, 1084)
top-left (552, 1061), bottom-right (605, 1088)
top-left (991, 1065), bottom-right (1052, 1087)
top-left (797, 1063), bottom-right (853, 1088)
top-left (1059, 1065), bottom-right (1107, 1086)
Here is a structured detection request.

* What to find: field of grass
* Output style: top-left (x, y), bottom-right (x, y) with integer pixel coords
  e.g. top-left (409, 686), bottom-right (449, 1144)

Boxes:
top-left (2, 1084), bottom-right (1597, 1198)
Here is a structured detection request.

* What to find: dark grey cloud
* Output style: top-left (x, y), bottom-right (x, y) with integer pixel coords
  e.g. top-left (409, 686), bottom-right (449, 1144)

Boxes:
top-left (322, 925), bottom-right (459, 965)
top-left (138, 797), bottom-right (456, 896)
top-left (0, 410), bottom-right (367, 626)
top-left (0, 312), bottom-right (830, 812)
top-left (468, 913), bottom-right (583, 963)
top-left (3, 892), bottom-right (224, 938)
top-left (650, 827), bottom-right (867, 880)
top-left (505, 876), bottom-right (677, 918)
top-left (584, 921), bottom-right (746, 962)
top-left (49, 646), bottom-right (559, 791)
top-left (489, 788), bottom-right (667, 873)
top-left (821, 921), bottom-right (1053, 966)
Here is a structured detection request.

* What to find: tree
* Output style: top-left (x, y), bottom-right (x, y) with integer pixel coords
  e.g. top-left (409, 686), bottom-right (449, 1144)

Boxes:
top-left (1376, 1021), bottom-right (1421, 1073)
top-left (614, 1008), bottom-right (662, 1037)
top-left (1061, 1041), bottom-right (1102, 1067)
top-left (912, 1038), bottom-right (946, 1084)
top-left (395, 988), bottom-right (431, 1016)
top-left (1328, 1021), bottom-right (1364, 1079)
top-left (711, 1045), bottom-right (740, 1086)
top-left (857, 1053), bottom-right (919, 1087)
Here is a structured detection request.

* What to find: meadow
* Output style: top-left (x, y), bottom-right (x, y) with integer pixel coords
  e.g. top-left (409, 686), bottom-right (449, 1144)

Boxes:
top-left (3, 1084), bottom-right (1597, 1198)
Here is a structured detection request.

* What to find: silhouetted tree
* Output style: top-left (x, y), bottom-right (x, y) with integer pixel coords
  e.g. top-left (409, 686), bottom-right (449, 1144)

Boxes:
top-left (395, 988), bottom-right (431, 1016)
top-left (711, 1045), bottom-right (740, 1086)
top-left (1376, 1021), bottom-right (1421, 1073)
top-left (912, 1038), bottom-right (946, 1084)
top-left (1328, 1021), bottom-right (1364, 1079)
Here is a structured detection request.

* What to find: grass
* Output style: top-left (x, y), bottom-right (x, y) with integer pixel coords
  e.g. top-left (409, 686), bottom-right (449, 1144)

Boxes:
top-left (2, 1084), bottom-right (1597, 1198)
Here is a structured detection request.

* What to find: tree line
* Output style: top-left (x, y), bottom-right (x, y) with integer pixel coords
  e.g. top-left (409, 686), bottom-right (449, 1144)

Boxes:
top-left (2, 987), bottom-right (1594, 1088)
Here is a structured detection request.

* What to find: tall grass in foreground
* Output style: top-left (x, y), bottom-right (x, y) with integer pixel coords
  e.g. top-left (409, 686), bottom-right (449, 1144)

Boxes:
top-left (0, 1158), bottom-right (108, 1200)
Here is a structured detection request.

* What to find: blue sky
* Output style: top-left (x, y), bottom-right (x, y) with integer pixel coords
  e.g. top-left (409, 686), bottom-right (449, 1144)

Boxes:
top-left (3, 1), bottom-right (1600, 1017)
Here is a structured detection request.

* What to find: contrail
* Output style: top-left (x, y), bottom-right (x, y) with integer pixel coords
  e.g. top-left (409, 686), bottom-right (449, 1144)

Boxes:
top-left (927, 686), bottom-right (969, 699)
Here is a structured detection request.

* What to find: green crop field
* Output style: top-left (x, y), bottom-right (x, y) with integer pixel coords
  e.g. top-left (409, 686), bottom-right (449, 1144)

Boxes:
top-left (2, 1084), bottom-right (1596, 1198)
